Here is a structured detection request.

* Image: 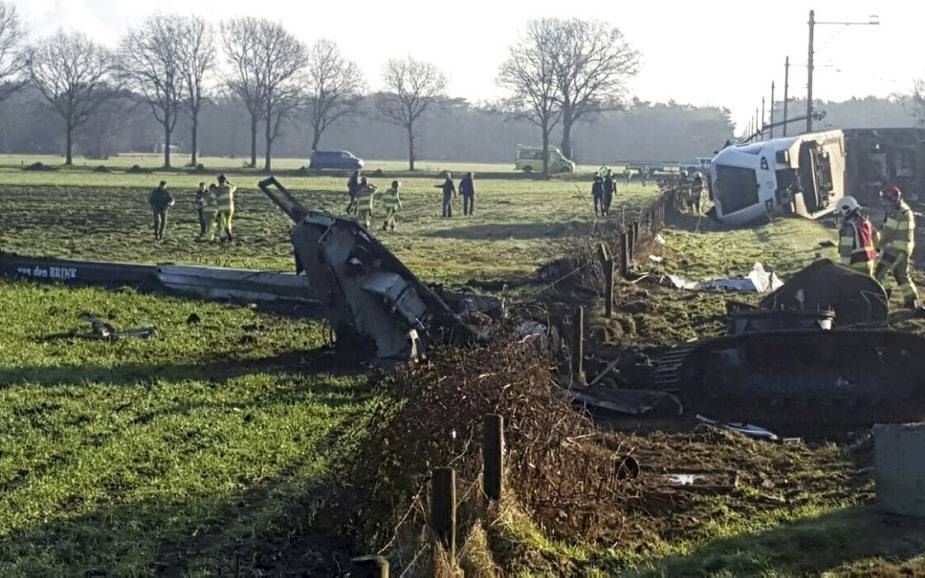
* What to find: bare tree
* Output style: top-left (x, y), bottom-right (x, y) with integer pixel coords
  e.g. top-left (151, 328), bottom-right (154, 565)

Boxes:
top-left (25, 32), bottom-right (116, 165)
top-left (547, 18), bottom-right (639, 160)
top-left (223, 18), bottom-right (263, 167)
top-left (119, 15), bottom-right (185, 168)
top-left (378, 57), bottom-right (446, 171)
top-left (178, 16), bottom-right (215, 166)
top-left (305, 39), bottom-right (364, 151)
top-left (0, 3), bottom-right (24, 100)
top-left (223, 17), bottom-right (306, 171)
top-left (498, 21), bottom-right (561, 178)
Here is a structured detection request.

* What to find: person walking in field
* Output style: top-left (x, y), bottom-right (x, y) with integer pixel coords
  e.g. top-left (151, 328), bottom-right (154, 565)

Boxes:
top-left (623, 167), bottom-right (632, 187)
top-left (381, 180), bottom-right (403, 231)
top-left (591, 175), bottom-right (604, 216)
top-left (193, 182), bottom-right (210, 239)
top-left (602, 171), bottom-right (616, 215)
top-left (148, 180), bottom-right (174, 241)
top-left (346, 170), bottom-right (360, 215)
top-left (212, 174), bottom-right (236, 242)
top-left (436, 172), bottom-right (456, 218)
top-left (460, 172), bottom-right (476, 216)
top-left (355, 176), bottom-right (378, 229)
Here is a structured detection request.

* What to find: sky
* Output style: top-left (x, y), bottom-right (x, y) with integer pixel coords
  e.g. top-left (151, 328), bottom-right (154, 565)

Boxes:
top-left (11, 0), bottom-right (920, 131)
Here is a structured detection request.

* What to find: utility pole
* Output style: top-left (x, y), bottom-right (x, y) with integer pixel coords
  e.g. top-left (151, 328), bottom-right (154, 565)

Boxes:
top-left (770, 82), bottom-right (776, 138)
top-left (755, 108), bottom-right (759, 138)
top-left (783, 56), bottom-right (790, 136)
top-left (807, 9), bottom-right (815, 132)
top-left (761, 97), bottom-right (766, 136)
top-left (806, 11), bottom-right (879, 133)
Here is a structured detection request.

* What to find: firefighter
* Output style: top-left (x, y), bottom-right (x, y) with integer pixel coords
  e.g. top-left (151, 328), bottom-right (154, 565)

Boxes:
top-left (623, 167), bottom-right (632, 187)
top-left (148, 180), bottom-right (174, 241)
top-left (355, 176), bottom-right (378, 229)
top-left (436, 172), bottom-right (456, 218)
top-left (875, 185), bottom-right (918, 307)
top-left (837, 196), bottom-right (877, 276)
top-left (193, 182), bottom-right (209, 238)
top-left (381, 180), bottom-right (403, 231)
top-left (346, 170), bottom-right (360, 215)
top-left (213, 174), bottom-right (236, 242)
top-left (460, 172), bottom-right (476, 216)
top-left (591, 175), bottom-right (604, 217)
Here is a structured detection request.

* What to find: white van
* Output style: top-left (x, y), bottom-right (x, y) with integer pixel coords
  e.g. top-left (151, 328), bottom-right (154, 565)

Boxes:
top-left (514, 145), bottom-right (575, 174)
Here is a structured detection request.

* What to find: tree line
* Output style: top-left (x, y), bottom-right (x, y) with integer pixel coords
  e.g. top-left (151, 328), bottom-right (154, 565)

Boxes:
top-left (0, 5), bottom-right (669, 174)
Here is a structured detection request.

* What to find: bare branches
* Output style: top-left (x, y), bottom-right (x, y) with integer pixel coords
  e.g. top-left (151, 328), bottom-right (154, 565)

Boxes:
top-left (0, 3), bottom-right (24, 101)
top-left (25, 32), bottom-right (117, 164)
top-left (378, 57), bottom-right (447, 170)
top-left (222, 17), bottom-right (306, 170)
top-left (497, 20), bottom-right (561, 178)
top-left (119, 15), bottom-right (186, 168)
top-left (177, 16), bottom-right (216, 165)
top-left (549, 19), bottom-right (639, 158)
top-left (305, 38), bottom-right (364, 151)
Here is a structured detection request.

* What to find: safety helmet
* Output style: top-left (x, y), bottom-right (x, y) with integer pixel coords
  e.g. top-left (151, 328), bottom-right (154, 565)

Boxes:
top-left (880, 185), bottom-right (902, 203)
top-left (837, 195), bottom-right (860, 217)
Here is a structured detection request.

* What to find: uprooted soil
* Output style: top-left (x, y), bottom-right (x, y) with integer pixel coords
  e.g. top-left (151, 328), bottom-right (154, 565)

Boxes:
top-left (318, 333), bottom-right (869, 575)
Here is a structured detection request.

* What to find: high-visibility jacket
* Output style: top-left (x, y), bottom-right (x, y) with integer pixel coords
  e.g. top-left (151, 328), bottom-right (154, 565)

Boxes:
top-left (356, 184), bottom-right (377, 211)
top-left (881, 201), bottom-right (915, 255)
top-left (214, 185), bottom-right (236, 211)
top-left (839, 215), bottom-right (877, 272)
top-left (381, 187), bottom-right (402, 210)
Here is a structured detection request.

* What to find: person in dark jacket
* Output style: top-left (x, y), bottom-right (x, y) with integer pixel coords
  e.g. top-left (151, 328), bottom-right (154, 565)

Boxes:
top-left (591, 176), bottom-right (604, 216)
top-left (193, 182), bottom-right (209, 238)
top-left (459, 172), bottom-right (476, 216)
top-left (346, 170), bottom-right (360, 215)
top-left (148, 180), bottom-right (174, 241)
top-left (436, 173), bottom-right (456, 217)
top-left (602, 172), bottom-right (616, 215)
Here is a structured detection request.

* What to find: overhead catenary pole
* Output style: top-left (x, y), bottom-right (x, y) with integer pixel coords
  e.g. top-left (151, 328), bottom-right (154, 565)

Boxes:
top-left (807, 9), bottom-right (815, 132)
top-left (783, 56), bottom-right (790, 136)
top-left (761, 97), bottom-right (766, 135)
top-left (770, 82), bottom-right (776, 138)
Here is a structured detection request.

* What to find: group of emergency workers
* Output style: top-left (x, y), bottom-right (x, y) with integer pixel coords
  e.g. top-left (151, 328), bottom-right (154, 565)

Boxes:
top-left (344, 169), bottom-right (477, 230)
top-left (837, 185), bottom-right (919, 309)
top-left (147, 174), bottom-right (236, 242)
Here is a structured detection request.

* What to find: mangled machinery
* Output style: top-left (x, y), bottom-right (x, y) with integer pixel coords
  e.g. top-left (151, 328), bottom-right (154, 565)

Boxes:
top-left (257, 177), bottom-right (479, 359)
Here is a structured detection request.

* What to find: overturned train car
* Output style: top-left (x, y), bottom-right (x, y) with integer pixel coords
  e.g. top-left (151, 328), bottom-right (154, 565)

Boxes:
top-left (709, 128), bottom-right (925, 226)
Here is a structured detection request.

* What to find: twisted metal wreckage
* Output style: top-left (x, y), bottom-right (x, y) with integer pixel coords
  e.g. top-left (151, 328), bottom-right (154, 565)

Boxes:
top-left (3, 177), bottom-right (925, 433)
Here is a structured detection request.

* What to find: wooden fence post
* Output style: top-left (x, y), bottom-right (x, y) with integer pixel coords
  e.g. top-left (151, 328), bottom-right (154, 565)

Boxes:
top-left (432, 467), bottom-right (456, 561)
top-left (632, 221), bottom-right (640, 249)
top-left (574, 305), bottom-right (586, 384)
top-left (350, 556), bottom-right (389, 578)
top-left (604, 259), bottom-right (614, 318)
top-left (620, 232), bottom-right (631, 279)
top-left (483, 414), bottom-right (504, 501)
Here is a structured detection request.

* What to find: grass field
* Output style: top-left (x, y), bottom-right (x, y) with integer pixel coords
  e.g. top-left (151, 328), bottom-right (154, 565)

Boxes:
top-left (1, 158), bottom-right (923, 575)
top-left (0, 174), bottom-right (660, 284)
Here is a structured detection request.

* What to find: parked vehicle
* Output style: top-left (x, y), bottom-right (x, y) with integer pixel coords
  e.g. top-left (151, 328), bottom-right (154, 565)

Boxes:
top-left (514, 145), bottom-right (575, 174)
top-left (309, 150), bottom-right (364, 170)
top-left (679, 156), bottom-right (713, 174)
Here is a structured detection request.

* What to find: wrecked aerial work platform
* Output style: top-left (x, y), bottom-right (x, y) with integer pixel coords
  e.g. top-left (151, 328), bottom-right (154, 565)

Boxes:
top-left (652, 259), bottom-right (925, 431)
top-left (257, 177), bottom-right (480, 359)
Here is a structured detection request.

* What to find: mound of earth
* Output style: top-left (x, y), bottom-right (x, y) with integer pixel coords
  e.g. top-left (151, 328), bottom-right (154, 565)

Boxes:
top-left (23, 162), bottom-right (57, 172)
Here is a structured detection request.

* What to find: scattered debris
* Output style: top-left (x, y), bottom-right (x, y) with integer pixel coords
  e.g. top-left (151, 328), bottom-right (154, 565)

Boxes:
top-left (23, 162), bottom-right (57, 172)
top-left (648, 255), bottom-right (664, 263)
top-left (570, 389), bottom-right (682, 417)
top-left (42, 313), bottom-right (156, 341)
top-left (186, 313), bottom-right (201, 324)
top-left (696, 415), bottom-right (779, 441)
top-left (126, 164), bottom-right (152, 174)
top-left (92, 165), bottom-right (111, 173)
top-left (667, 262), bottom-right (783, 293)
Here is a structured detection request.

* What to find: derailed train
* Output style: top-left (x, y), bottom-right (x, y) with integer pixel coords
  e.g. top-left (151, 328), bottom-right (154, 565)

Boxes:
top-left (709, 128), bottom-right (925, 225)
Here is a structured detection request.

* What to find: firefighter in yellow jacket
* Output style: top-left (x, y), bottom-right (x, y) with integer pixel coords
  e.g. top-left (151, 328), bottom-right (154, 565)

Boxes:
top-left (875, 185), bottom-right (918, 308)
top-left (381, 180), bottom-right (403, 231)
top-left (836, 196), bottom-right (876, 276)
top-left (212, 174), bottom-right (236, 242)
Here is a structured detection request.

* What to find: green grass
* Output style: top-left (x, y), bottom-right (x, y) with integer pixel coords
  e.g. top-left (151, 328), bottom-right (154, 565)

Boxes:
top-left (0, 175), bottom-right (660, 284)
top-left (0, 279), bottom-right (367, 575)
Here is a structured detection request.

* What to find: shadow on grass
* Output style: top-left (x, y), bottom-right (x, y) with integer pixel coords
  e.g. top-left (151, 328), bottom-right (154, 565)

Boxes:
top-left (0, 425), bottom-right (357, 576)
top-left (631, 505), bottom-right (925, 577)
top-left (0, 348), bottom-right (362, 389)
top-left (427, 220), bottom-right (622, 241)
